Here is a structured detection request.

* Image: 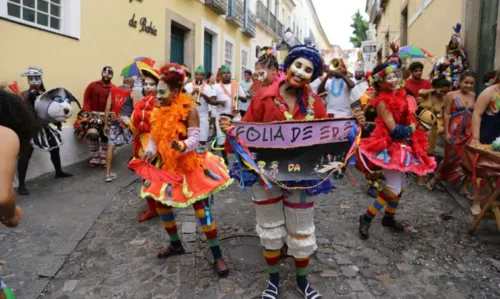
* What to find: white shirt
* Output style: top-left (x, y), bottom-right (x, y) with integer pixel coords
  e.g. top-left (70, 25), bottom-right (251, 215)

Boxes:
top-left (184, 82), bottom-right (214, 117)
top-left (350, 79), bottom-right (369, 103)
top-left (213, 82), bottom-right (246, 116)
top-left (325, 78), bottom-right (353, 117)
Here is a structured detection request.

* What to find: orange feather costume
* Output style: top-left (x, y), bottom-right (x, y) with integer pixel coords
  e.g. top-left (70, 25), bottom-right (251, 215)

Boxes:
top-left (129, 92), bottom-right (233, 208)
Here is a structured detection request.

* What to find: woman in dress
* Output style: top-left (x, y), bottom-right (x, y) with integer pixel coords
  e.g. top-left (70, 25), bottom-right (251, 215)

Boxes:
top-left (358, 62), bottom-right (436, 239)
top-left (130, 63), bottom-right (232, 277)
top-left (426, 72), bottom-right (476, 197)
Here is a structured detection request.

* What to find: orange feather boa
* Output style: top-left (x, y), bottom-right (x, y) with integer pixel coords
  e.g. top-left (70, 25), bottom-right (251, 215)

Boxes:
top-left (150, 93), bottom-right (203, 175)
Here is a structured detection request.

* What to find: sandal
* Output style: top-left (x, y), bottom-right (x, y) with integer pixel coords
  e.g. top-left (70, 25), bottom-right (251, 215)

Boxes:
top-left (157, 245), bottom-right (185, 259)
top-left (262, 281), bottom-right (279, 299)
top-left (297, 283), bottom-right (322, 299)
top-left (214, 258), bottom-right (230, 278)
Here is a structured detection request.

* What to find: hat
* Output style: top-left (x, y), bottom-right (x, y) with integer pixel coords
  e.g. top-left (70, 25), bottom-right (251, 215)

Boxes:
top-left (140, 67), bottom-right (160, 81)
top-left (415, 106), bottom-right (437, 131)
top-left (195, 65), bottom-right (205, 74)
top-left (244, 69), bottom-right (252, 76)
top-left (21, 66), bottom-right (43, 77)
top-left (284, 45), bottom-right (324, 82)
top-left (220, 65), bottom-right (231, 73)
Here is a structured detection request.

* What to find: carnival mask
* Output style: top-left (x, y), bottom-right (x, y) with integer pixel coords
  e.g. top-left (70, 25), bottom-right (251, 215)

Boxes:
top-left (102, 66), bottom-right (114, 82)
top-left (143, 78), bottom-right (157, 94)
top-left (288, 57), bottom-right (314, 88)
top-left (256, 69), bottom-right (268, 84)
top-left (28, 76), bottom-right (42, 87)
top-left (35, 88), bottom-right (80, 122)
top-left (156, 80), bottom-right (170, 101)
top-left (384, 73), bottom-right (398, 89)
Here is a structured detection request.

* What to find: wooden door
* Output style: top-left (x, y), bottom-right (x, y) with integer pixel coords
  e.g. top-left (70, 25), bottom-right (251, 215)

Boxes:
top-left (477, 0), bottom-right (499, 92)
top-left (171, 25), bottom-right (185, 64)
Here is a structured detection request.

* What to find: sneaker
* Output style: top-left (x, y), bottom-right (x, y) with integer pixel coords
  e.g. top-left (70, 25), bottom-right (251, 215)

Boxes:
top-left (105, 172), bottom-right (118, 182)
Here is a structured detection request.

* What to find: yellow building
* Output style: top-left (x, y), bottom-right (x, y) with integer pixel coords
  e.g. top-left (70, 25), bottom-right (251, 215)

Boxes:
top-left (0, 0), bottom-right (256, 181)
top-left (0, 0), bottom-right (256, 101)
top-left (366, 0), bottom-right (499, 81)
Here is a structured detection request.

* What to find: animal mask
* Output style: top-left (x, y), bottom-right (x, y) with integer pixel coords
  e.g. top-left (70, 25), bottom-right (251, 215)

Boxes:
top-left (35, 88), bottom-right (81, 123)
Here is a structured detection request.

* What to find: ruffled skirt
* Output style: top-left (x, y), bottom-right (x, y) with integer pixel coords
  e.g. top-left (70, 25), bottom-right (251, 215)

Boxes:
top-left (141, 151), bottom-right (233, 208)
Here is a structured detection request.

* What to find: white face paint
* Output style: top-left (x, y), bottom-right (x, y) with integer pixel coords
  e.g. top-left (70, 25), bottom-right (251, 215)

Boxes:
top-left (256, 69), bottom-right (268, 83)
top-left (143, 78), bottom-right (157, 93)
top-left (28, 76), bottom-right (42, 86)
top-left (156, 80), bottom-right (170, 100)
top-left (290, 58), bottom-right (314, 81)
top-left (385, 73), bottom-right (398, 88)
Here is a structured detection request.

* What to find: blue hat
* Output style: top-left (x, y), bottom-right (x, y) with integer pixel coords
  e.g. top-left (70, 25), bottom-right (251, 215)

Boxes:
top-left (284, 45), bottom-right (324, 82)
top-left (244, 69), bottom-right (252, 76)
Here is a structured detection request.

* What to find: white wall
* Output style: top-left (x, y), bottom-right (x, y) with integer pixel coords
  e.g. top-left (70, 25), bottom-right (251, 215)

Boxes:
top-left (13, 126), bottom-right (90, 187)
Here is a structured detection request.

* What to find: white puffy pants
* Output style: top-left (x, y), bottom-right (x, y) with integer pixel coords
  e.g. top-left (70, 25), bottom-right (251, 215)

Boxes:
top-left (249, 184), bottom-right (317, 258)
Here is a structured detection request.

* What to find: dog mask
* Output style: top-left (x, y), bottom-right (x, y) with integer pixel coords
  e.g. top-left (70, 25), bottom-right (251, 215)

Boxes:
top-left (35, 88), bottom-right (81, 123)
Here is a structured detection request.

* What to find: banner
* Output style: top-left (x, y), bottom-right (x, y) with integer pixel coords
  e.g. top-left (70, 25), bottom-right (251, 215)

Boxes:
top-left (361, 40), bottom-right (377, 72)
top-left (233, 118), bottom-right (356, 181)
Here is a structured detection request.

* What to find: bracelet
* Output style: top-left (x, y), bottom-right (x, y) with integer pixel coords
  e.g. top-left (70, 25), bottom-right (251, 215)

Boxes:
top-left (178, 141), bottom-right (186, 152)
top-left (472, 137), bottom-right (480, 140)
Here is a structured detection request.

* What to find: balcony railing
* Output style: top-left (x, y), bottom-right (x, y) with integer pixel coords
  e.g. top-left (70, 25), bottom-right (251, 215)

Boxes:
top-left (243, 10), bottom-right (256, 37)
top-left (227, 0), bottom-right (244, 28)
top-left (205, 0), bottom-right (228, 15)
top-left (256, 0), bottom-right (269, 27)
top-left (277, 21), bottom-right (284, 39)
top-left (269, 13), bottom-right (277, 33)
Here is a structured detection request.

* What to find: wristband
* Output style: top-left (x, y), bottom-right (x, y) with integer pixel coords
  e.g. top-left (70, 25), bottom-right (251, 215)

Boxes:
top-left (177, 141), bottom-right (186, 152)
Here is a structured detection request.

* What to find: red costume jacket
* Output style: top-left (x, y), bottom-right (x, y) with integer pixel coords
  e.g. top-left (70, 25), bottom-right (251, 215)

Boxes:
top-left (225, 80), bottom-right (327, 152)
top-left (82, 80), bottom-right (115, 112)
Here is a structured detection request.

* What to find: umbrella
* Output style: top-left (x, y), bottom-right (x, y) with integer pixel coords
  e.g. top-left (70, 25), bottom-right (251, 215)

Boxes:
top-left (121, 57), bottom-right (156, 77)
top-left (397, 45), bottom-right (433, 59)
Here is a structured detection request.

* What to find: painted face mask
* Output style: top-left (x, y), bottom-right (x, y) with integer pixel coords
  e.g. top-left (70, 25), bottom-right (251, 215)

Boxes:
top-left (143, 78), bottom-right (157, 94)
top-left (156, 80), bottom-right (170, 100)
top-left (28, 76), bottom-right (42, 87)
top-left (384, 73), bottom-right (398, 88)
top-left (288, 57), bottom-right (314, 88)
top-left (256, 69), bottom-right (268, 83)
top-left (102, 67), bottom-right (114, 81)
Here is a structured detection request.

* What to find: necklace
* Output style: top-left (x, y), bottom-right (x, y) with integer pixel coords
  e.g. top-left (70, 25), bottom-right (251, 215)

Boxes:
top-left (329, 78), bottom-right (344, 97)
top-left (273, 92), bottom-right (316, 120)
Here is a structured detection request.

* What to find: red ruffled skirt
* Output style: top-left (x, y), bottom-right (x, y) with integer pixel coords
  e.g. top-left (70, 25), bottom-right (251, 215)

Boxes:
top-left (358, 120), bottom-right (436, 176)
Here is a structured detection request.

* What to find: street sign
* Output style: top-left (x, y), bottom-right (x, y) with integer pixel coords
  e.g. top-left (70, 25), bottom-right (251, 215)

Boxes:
top-left (361, 41), bottom-right (377, 54)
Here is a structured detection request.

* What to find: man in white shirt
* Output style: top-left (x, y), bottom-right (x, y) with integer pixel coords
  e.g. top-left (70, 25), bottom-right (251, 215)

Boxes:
top-left (184, 65), bottom-right (225, 145)
top-left (350, 60), bottom-right (369, 104)
top-left (211, 65), bottom-right (247, 164)
top-left (317, 58), bottom-right (355, 118)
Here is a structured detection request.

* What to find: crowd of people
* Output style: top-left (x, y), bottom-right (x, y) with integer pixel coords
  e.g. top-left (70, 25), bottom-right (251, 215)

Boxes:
top-left (0, 25), bottom-right (499, 298)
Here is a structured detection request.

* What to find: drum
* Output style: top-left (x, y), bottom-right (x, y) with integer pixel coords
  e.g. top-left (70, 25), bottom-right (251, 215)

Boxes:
top-left (73, 111), bottom-right (111, 140)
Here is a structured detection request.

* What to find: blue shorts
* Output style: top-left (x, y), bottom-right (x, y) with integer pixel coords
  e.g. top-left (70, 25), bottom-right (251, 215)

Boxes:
top-left (108, 123), bottom-right (133, 146)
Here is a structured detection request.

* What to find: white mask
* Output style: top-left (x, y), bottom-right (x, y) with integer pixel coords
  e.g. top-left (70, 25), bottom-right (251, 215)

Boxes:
top-left (256, 70), bottom-right (267, 83)
top-left (28, 76), bottom-right (42, 86)
top-left (290, 58), bottom-right (314, 81)
top-left (143, 78), bottom-right (157, 93)
top-left (385, 73), bottom-right (398, 88)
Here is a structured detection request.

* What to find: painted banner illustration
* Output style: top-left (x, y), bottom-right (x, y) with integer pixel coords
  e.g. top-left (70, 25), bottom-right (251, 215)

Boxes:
top-left (232, 118), bottom-right (356, 181)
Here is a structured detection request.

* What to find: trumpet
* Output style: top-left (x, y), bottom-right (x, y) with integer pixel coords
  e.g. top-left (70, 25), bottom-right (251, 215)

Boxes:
top-left (194, 83), bottom-right (202, 103)
top-left (329, 58), bottom-right (341, 71)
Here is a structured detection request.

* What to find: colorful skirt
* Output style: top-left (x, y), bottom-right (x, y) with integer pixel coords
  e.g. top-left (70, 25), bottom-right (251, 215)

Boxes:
top-left (140, 151), bottom-right (233, 208)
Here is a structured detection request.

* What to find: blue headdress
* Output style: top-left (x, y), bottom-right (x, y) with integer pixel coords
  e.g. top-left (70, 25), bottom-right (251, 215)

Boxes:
top-left (284, 44), bottom-right (324, 82)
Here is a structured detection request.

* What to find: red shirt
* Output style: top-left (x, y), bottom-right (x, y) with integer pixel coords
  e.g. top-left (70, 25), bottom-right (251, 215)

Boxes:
top-left (82, 80), bottom-right (115, 112)
top-left (405, 78), bottom-right (432, 97)
top-left (225, 80), bottom-right (327, 152)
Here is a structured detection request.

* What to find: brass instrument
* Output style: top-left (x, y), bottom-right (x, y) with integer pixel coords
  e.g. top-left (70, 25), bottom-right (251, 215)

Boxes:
top-left (233, 82), bottom-right (240, 112)
top-left (329, 58), bottom-right (341, 71)
top-left (194, 82), bottom-right (202, 103)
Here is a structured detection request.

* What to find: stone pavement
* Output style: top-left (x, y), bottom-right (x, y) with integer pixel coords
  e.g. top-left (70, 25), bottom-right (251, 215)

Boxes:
top-left (0, 146), bottom-right (137, 299)
top-left (33, 165), bottom-right (500, 299)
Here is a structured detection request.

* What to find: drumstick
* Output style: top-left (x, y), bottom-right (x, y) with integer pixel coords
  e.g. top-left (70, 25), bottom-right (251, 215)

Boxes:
top-left (317, 91), bottom-right (328, 98)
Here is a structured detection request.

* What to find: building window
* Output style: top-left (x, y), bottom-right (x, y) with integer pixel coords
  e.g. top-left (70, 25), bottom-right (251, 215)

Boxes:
top-left (224, 40), bottom-right (234, 70)
top-left (1, 0), bottom-right (81, 38)
top-left (241, 49), bottom-right (248, 79)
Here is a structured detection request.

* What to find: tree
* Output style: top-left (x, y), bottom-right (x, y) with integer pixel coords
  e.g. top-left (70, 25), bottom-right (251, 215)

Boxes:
top-left (349, 10), bottom-right (369, 47)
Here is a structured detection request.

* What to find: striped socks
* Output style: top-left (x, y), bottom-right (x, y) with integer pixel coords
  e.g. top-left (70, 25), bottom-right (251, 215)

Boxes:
top-left (384, 192), bottom-right (402, 217)
top-left (263, 249), bottom-right (281, 287)
top-left (363, 187), bottom-right (394, 223)
top-left (155, 202), bottom-right (182, 248)
top-left (295, 257), bottom-right (310, 291)
top-left (193, 200), bottom-right (222, 260)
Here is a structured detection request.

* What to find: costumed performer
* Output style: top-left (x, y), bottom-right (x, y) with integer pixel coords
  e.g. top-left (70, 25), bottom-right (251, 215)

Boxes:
top-left (430, 23), bottom-right (468, 90)
top-left (128, 67), bottom-right (161, 222)
top-left (358, 62), bottom-right (436, 240)
top-left (129, 63), bottom-right (232, 277)
top-left (220, 45), bottom-right (366, 299)
top-left (184, 65), bottom-right (226, 145)
top-left (16, 67), bottom-right (75, 196)
top-left (76, 66), bottom-right (115, 167)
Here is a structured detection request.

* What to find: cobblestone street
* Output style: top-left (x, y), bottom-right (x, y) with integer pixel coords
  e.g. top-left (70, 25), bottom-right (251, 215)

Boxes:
top-left (17, 164), bottom-right (500, 299)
